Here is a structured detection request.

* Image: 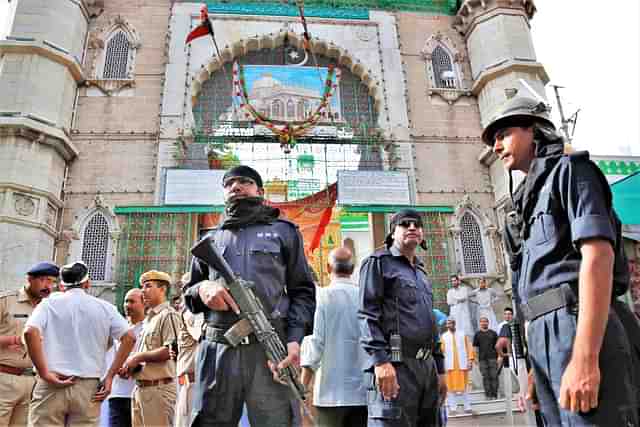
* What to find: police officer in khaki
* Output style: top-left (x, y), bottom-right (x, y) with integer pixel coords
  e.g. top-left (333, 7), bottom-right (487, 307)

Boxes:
top-left (0, 262), bottom-right (58, 426)
top-left (174, 273), bottom-right (204, 427)
top-left (121, 270), bottom-right (180, 427)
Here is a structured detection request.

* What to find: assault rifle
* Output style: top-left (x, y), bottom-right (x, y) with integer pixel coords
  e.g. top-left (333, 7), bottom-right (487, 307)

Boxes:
top-left (191, 236), bottom-right (311, 418)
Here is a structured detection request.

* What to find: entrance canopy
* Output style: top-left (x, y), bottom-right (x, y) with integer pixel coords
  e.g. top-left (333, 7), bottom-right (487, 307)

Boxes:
top-left (612, 172), bottom-right (640, 225)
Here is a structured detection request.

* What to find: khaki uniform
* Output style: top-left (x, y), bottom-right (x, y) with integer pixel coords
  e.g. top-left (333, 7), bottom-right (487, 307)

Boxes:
top-left (175, 310), bottom-right (203, 427)
top-left (132, 302), bottom-right (180, 427)
top-left (0, 288), bottom-right (38, 427)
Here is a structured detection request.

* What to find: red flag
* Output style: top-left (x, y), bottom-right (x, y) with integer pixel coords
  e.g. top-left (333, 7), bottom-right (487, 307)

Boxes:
top-left (185, 5), bottom-right (212, 44)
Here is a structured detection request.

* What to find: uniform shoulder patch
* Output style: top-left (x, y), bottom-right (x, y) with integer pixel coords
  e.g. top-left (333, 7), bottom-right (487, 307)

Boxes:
top-left (0, 289), bottom-right (18, 299)
top-left (275, 218), bottom-right (299, 229)
top-left (368, 248), bottom-right (391, 259)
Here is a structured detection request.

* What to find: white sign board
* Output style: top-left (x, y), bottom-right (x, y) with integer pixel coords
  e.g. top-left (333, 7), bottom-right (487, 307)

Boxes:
top-left (164, 169), bottom-right (226, 205)
top-left (337, 171), bottom-right (411, 205)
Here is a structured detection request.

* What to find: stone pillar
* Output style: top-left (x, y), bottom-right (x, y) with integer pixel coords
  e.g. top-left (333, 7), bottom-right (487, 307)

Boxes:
top-left (455, 0), bottom-right (549, 128)
top-left (0, 0), bottom-right (88, 289)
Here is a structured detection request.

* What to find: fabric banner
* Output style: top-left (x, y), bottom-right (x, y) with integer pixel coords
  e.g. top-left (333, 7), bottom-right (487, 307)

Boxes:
top-left (268, 183), bottom-right (337, 257)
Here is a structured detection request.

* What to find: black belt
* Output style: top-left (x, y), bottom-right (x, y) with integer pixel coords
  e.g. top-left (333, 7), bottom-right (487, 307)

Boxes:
top-left (521, 283), bottom-right (577, 321)
top-left (204, 326), bottom-right (258, 345)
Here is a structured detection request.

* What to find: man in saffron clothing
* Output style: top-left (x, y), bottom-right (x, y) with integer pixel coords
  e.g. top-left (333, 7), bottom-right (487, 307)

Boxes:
top-left (441, 318), bottom-right (474, 415)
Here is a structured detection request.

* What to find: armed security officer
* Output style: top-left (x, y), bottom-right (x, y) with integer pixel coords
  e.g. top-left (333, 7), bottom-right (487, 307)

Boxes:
top-left (184, 165), bottom-right (316, 427)
top-left (121, 270), bottom-right (181, 427)
top-left (359, 209), bottom-right (446, 427)
top-left (485, 95), bottom-right (638, 426)
top-left (0, 262), bottom-right (57, 426)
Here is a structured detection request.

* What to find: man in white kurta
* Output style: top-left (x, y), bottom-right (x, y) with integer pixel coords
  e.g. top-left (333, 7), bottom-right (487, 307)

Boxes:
top-left (471, 279), bottom-right (498, 331)
top-left (446, 275), bottom-right (474, 338)
top-left (441, 318), bottom-right (474, 414)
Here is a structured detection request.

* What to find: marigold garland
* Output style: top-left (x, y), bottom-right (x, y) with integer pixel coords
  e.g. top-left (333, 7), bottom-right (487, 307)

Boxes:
top-left (232, 61), bottom-right (341, 153)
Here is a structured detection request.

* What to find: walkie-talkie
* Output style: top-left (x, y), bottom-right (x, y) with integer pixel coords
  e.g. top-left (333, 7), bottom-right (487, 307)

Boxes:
top-left (390, 297), bottom-right (402, 363)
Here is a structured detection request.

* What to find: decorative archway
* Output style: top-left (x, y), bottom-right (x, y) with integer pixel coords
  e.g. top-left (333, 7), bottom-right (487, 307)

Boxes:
top-left (191, 30), bottom-right (384, 115)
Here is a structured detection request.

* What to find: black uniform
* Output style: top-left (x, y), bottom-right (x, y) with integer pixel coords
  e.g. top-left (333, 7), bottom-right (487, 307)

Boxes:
top-left (506, 142), bottom-right (638, 426)
top-left (184, 219), bottom-right (315, 427)
top-left (359, 245), bottom-right (444, 427)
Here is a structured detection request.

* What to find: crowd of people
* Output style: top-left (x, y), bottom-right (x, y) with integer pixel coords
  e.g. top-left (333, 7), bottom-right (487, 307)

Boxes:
top-left (1, 94), bottom-right (640, 427)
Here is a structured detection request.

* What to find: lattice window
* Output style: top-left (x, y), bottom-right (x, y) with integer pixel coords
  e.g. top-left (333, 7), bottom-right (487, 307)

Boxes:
top-left (417, 212), bottom-right (453, 311)
top-left (432, 45), bottom-right (456, 89)
top-left (116, 212), bottom-right (195, 310)
top-left (81, 213), bottom-right (110, 281)
top-left (460, 212), bottom-right (487, 274)
top-left (103, 31), bottom-right (130, 79)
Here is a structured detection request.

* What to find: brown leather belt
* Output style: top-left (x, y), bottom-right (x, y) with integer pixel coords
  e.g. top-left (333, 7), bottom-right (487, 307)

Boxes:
top-left (178, 372), bottom-right (195, 386)
top-left (136, 377), bottom-right (174, 388)
top-left (0, 364), bottom-right (35, 376)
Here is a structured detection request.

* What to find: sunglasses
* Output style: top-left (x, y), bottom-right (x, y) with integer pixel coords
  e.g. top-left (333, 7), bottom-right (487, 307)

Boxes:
top-left (397, 219), bottom-right (423, 229)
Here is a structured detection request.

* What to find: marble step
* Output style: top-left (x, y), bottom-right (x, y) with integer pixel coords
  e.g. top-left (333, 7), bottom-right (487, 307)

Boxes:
top-left (449, 392), bottom-right (522, 418)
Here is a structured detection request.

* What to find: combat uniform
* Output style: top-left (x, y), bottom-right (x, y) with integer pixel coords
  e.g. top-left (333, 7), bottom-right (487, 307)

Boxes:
top-left (131, 301), bottom-right (180, 427)
top-left (509, 144), bottom-right (638, 426)
top-left (359, 245), bottom-right (445, 427)
top-left (0, 288), bottom-right (38, 426)
top-left (184, 218), bottom-right (316, 427)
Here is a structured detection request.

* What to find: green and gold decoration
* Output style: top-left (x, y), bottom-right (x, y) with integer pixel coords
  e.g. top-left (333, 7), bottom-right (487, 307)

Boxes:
top-left (232, 61), bottom-right (341, 153)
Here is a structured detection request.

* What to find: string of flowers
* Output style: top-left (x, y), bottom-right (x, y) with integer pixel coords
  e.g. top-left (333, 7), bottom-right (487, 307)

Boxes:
top-left (232, 61), bottom-right (341, 153)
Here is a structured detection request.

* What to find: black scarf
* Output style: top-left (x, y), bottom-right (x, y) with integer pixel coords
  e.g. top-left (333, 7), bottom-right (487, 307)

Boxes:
top-left (220, 197), bottom-right (280, 230)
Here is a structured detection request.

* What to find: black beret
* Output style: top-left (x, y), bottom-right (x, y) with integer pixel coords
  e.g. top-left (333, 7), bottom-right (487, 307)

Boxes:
top-left (27, 262), bottom-right (59, 277)
top-left (60, 262), bottom-right (90, 285)
top-left (390, 209), bottom-right (423, 227)
top-left (385, 209), bottom-right (426, 249)
top-left (223, 165), bottom-right (263, 188)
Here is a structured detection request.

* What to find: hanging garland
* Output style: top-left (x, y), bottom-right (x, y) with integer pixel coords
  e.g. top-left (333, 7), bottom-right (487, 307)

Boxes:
top-left (232, 61), bottom-right (341, 153)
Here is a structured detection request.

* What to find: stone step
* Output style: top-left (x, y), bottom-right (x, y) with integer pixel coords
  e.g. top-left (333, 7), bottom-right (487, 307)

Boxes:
top-left (449, 393), bottom-right (522, 419)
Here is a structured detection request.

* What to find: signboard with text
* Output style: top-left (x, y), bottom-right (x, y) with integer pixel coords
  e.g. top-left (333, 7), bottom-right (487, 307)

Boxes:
top-left (337, 171), bottom-right (411, 206)
top-left (164, 169), bottom-right (225, 205)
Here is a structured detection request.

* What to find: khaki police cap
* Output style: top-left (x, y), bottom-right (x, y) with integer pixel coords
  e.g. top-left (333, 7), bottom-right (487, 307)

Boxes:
top-left (481, 96), bottom-right (555, 146)
top-left (139, 270), bottom-right (172, 285)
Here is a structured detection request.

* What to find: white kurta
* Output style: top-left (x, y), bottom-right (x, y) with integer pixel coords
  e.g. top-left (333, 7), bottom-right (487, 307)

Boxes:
top-left (447, 286), bottom-right (474, 337)
top-left (472, 288), bottom-right (498, 331)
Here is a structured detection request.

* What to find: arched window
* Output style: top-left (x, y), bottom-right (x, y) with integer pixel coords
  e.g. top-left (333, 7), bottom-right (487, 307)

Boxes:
top-left (272, 99), bottom-right (283, 118)
top-left (103, 30), bottom-right (131, 79)
top-left (287, 99), bottom-right (295, 119)
top-left (459, 212), bottom-right (487, 274)
top-left (81, 213), bottom-right (110, 281)
top-left (432, 45), bottom-right (456, 89)
top-left (297, 100), bottom-right (305, 120)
